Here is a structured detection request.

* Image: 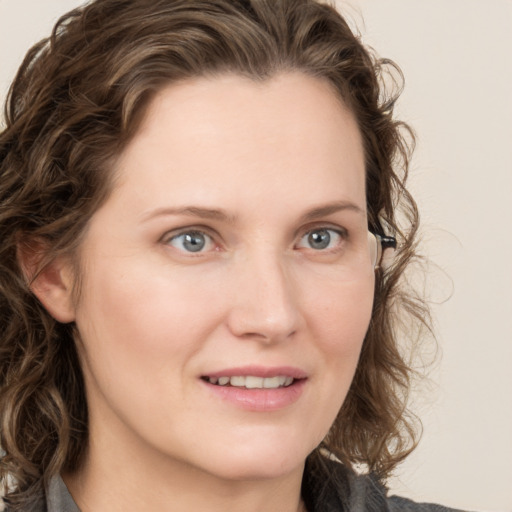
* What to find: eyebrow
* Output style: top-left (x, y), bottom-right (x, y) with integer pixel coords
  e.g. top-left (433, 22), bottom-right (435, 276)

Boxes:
top-left (141, 206), bottom-right (237, 224)
top-left (298, 200), bottom-right (365, 223)
top-left (141, 200), bottom-right (364, 224)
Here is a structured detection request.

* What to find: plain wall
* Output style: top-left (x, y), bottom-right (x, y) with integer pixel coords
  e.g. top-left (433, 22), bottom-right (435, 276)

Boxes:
top-left (1, 1), bottom-right (511, 511)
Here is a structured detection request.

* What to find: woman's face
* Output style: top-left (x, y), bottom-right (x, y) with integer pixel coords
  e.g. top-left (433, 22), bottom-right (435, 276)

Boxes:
top-left (70, 72), bottom-right (374, 481)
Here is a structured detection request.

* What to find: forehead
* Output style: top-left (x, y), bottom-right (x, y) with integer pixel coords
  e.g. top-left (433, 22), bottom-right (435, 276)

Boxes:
top-left (110, 72), bottom-right (366, 218)
top-left (131, 72), bottom-right (362, 156)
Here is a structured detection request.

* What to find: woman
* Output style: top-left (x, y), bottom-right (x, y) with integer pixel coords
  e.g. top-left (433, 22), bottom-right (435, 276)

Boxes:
top-left (0, 0), bottom-right (464, 510)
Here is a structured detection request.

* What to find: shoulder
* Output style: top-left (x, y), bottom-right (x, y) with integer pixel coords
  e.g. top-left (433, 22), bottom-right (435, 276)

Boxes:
top-left (350, 472), bottom-right (467, 512)
top-left (302, 455), bottom-right (470, 512)
top-left (386, 495), bottom-right (467, 512)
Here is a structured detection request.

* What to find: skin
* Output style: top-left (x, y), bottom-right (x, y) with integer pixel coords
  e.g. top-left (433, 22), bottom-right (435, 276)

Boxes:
top-left (39, 72), bottom-right (375, 511)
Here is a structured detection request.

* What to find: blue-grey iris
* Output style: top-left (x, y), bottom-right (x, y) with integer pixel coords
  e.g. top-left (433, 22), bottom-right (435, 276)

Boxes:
top-left (183, 232), bottom-right (206, 252)
top-left (308, 230), bottom-right (331, 250)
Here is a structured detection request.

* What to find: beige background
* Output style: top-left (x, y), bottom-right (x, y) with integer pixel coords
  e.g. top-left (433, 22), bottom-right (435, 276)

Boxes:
top-left (1, 1), bottom-right (511, 511)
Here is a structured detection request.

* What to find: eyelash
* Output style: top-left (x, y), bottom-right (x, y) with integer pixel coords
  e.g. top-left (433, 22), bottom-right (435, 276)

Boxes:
top-left (162, 225), bottom-right (348, 255)
top-left (296, 227), bottom-right (347, 252)
top-left (164, 229), bottom-right (217, 254)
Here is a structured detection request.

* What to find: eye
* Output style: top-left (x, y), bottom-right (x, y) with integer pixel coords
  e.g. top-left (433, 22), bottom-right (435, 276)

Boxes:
top-left (296, 228), bottom-right (345, 251)
top-left (166, 230), bottom-right (215, 253)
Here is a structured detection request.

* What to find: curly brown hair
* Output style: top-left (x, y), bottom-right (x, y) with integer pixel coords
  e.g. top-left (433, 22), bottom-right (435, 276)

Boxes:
top-left (0, 0), bottom-right (429, 508)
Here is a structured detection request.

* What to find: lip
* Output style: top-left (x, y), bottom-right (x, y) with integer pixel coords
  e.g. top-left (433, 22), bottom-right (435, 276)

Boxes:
top-left (200, 365), bottom-right (308, 412)
top-left (203, 365), bottom-right (308, 379)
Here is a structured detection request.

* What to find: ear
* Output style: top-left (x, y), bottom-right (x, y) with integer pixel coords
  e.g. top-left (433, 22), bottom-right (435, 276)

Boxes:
top-left (17, 241), bottom-right (76, 323)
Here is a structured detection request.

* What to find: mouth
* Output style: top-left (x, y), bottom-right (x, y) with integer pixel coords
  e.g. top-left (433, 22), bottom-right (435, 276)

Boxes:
top-left (201, 375), bottom-right (297, 389)
top-left (200, 367), bottom-right (307, 410)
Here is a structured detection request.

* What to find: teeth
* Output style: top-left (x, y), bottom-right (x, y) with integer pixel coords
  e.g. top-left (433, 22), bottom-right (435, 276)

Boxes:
top-left (230, 376), bottom-right (245, 387)
top-left (264, 376), bottom-right (281, 388)
top-left (245, 376), bottom-right (263, 389)
top-left (207, 375), bottom-right (296, 389)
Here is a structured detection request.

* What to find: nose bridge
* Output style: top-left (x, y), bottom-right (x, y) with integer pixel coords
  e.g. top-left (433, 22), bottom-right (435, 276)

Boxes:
top-left (227, 246), bottom-right (300, 341)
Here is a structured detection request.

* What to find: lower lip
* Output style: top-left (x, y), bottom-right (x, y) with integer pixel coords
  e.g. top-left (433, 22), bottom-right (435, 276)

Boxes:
top-left (201, 379), bottom-right (307, 412)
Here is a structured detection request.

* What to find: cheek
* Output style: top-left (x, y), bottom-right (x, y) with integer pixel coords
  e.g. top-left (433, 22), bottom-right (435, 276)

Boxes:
top-left (77, 258), bottom-right (215, 347)
top-left (307, 277), bottom-right (374, 396)
top-left (290, 277), bottom-right (374, 449)
top-left (72, 261), bottom-right (223, 441)
top-left (74, 264), bottom-right (190, 392)
top-left (309, 275), bottom-right (374, 346)
top-left (73, 256), bottom-right (233, 417)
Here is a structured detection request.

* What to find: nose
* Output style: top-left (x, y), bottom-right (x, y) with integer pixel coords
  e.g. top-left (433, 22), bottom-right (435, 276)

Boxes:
top-left (226, 251), bottom-right (301, 344)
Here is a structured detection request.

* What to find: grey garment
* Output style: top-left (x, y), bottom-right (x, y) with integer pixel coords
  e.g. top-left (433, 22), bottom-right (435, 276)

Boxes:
top-left (45, 478), bottom-right (79, 512)
top-left (344, 475), bottom-right (467, 512)
top-left (301, 457), bottom-right (468, 512)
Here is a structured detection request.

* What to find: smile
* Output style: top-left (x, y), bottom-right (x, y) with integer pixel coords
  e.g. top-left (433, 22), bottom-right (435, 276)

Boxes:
top-left (201, 373), bottom-right (307, 411)
top-left (203, 375), bottom-right (295, 389)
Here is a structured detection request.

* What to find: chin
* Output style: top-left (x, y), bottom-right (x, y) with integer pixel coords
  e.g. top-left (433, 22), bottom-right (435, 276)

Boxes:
top-left (206, 454), bottom-right (306, 482)
top-left (189, 432), bottom-right (314, 482)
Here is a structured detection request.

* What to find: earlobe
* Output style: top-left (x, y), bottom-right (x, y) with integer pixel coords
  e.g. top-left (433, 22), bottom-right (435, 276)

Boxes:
top-left (17, 241), bottom-right (76, 324)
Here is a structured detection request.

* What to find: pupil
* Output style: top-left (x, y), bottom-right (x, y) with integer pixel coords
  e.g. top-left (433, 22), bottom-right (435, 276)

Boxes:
top-left (309, 230), bottom-right (330, 250)
top-left (184, 232), bottom-right (205, 252)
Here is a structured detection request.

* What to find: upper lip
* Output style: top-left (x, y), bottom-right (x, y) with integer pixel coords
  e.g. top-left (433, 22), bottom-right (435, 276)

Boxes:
top-left (202, 365), bottom-right (308, 379)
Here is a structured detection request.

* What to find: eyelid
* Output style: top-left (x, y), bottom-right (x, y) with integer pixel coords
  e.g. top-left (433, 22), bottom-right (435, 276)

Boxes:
top-left (160, 225), bottom-right (222, 250)
top-left (160, 223), bottom-right (349, 251)
top-left (295, 224), bottom-right (349, 251)
top-left (296, 222), bottom-right (349, 240)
